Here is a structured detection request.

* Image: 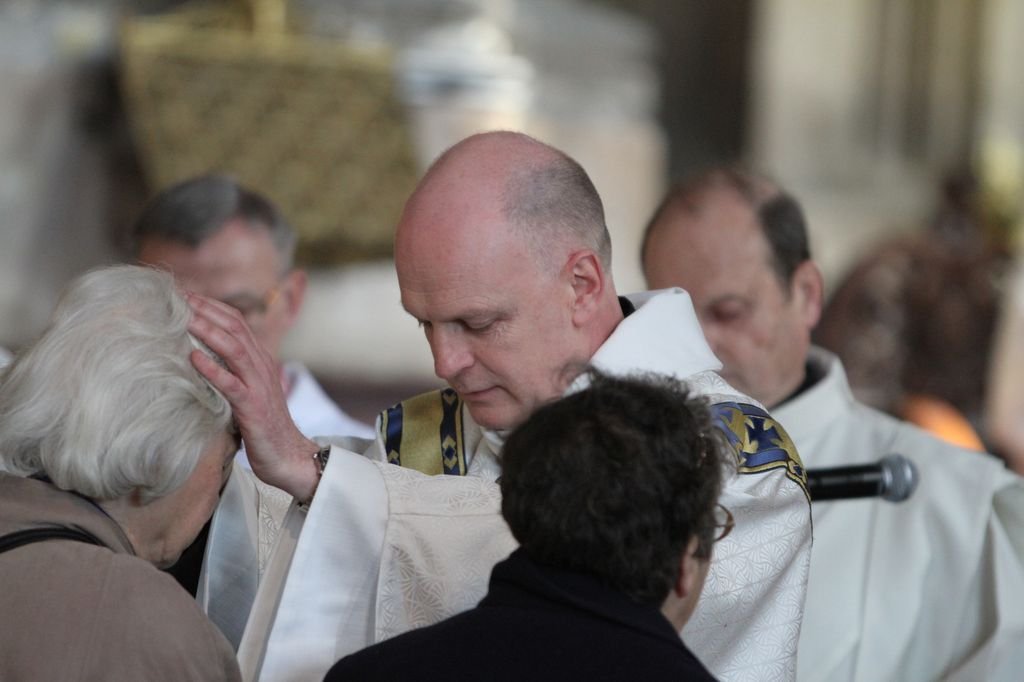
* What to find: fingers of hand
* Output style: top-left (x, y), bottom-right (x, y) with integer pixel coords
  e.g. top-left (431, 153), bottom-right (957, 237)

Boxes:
top-left (190, 348), bottom-right (246, 400)
top-left (186, 292), bottom-right (252, 340)
top-left (185, 291), bottom-right (244, 322)
top-left (187, 294), bottom-right (266, 376)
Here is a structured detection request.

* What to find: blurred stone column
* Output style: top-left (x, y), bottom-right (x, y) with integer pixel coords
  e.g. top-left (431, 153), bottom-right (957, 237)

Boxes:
top-left (979, 0), bottom-right (1024, 467)
top-left (747, 0), bottom-right (984, 286)
top-left (0, 1), bottom-right (134, 350)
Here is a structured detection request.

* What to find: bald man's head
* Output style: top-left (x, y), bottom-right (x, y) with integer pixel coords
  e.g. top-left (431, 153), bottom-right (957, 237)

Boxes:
top-left (402, 132), bottom-right (611, 271)
top-left (394, 131), bottom-right (622, 429)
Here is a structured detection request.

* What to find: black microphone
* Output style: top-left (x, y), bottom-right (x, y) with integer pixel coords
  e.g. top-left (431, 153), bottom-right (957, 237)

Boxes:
top-left (806, 454), bottom-right (918, 503)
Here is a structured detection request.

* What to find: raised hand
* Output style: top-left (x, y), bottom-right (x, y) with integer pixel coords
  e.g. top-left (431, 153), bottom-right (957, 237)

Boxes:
top-left (186, 292), bottom-right (319, 501)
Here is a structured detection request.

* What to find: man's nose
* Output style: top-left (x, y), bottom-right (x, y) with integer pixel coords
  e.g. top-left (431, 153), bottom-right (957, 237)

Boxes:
top-left (431, 327), bottom-right (474, 381)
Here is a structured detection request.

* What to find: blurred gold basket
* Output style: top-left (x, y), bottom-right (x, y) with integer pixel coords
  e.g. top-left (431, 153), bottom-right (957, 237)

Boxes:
top-left (120, 0), bottom-right (419, 265)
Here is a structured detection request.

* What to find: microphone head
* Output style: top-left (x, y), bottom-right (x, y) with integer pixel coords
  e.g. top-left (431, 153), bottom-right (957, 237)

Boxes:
top-left (879, 454), bottom-right (919, 502)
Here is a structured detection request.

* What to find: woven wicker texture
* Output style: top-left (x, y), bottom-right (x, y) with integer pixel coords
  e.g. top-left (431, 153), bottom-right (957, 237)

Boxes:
top-left (121, 1), bottom-right (419, 264)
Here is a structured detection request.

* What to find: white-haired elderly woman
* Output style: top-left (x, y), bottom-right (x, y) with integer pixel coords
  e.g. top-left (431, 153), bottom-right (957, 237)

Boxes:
top-left (0, 265), bottom-right (241, 681)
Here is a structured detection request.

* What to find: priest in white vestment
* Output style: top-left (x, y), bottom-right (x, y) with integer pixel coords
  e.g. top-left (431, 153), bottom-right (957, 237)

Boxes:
top-left (774, 347), bottom-right (1024, 680)
top-left (643, 166), bottom-right (1024, 682)
top-left (189, 133), bottom-right (812, 682)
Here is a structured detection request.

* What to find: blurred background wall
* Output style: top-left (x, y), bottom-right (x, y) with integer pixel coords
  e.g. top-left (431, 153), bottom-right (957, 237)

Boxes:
top-left (2, 0), bottom-right (1022, 423)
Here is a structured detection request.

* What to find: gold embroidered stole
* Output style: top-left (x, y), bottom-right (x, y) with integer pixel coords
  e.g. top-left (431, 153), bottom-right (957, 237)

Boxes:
top-left (378, 388), bottom-right (467, 476)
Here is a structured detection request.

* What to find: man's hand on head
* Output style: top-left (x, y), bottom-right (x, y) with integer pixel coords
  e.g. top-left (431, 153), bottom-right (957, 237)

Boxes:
top-left (186, 292), bottom-right (320, 502)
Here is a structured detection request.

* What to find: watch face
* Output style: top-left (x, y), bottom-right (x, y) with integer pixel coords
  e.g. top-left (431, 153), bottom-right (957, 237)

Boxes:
top-left (315, 445), bottom-right (331, 474)
top-left (299, 446), bottom-right (333, 511)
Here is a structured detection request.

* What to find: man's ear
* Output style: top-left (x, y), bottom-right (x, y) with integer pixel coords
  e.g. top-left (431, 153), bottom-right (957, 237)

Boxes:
top-left (790, 259), bottom-right (824, 330)
top-left (672, 536), bottom-right (704, 600)
top-left (662, 535), bottom-right (712, 631)
top-left (567, 250), bottom-right (606, 327)
top-left (280, 269), bottom-right (308, 327)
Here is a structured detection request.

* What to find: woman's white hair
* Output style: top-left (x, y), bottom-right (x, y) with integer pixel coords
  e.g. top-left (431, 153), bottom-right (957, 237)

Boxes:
top-left (0, 265), bottom-right (232, 503)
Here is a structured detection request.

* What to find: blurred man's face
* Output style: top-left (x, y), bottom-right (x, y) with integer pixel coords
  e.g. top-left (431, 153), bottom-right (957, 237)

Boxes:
top-left (137, 219), bottom-right (302, 362)
top-left (643, 192), bottom-right (818, 407)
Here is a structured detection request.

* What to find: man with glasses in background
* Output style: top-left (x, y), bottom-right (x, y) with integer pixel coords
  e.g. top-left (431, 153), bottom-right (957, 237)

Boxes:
top-left (133, 174), bottom-right (373, 469)
top-left (133, 174), bottom-right (373, 645)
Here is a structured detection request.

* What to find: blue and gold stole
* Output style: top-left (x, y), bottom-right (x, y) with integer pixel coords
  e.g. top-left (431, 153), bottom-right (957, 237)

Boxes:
top-left (379, 389), bottom-right (807, 499)
top-left (711, 402), bottom-right (808, 499)
top-left (379, 388), bottom-right (467, 476)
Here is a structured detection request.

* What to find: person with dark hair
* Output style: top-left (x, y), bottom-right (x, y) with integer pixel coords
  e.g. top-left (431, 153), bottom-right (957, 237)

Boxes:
top-left (324, 372), bottom-right (723, 681)
top-left (642, 166), bottom-right (1024, 682)
top-left (189, 132), bottom-right (811, 681)
top-left (816, 170), bottom-right (998, 449)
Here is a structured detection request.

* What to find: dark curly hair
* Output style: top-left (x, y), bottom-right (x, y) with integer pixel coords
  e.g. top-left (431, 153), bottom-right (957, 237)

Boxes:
top-left (500, 371), bottom-right (727, 605)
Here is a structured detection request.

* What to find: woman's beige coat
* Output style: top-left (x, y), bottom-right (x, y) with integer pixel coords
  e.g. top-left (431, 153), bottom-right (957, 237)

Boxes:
top-left (0, 474), bottom-right (240, 682)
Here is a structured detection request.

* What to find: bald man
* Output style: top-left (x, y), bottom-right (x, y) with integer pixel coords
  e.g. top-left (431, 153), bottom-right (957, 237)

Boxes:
top-left (190, 134), bottom-right (811, 681)
top-left (642, 167), bottom-right (1024, 682)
